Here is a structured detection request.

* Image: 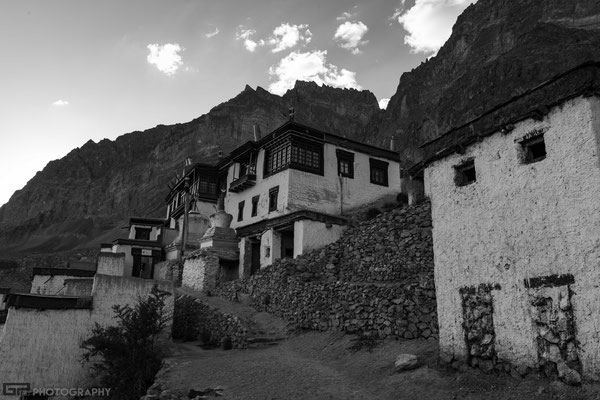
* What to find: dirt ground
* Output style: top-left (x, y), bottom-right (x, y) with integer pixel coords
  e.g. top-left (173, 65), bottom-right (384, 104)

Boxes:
top-left (162, 331), bottom-right (600, 400)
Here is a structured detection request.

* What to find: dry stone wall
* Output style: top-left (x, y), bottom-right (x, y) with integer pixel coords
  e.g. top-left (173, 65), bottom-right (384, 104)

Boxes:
top-left (216, 201), bottom-right (436, 340)
top-left (174, 294), bottom-right (248, 349)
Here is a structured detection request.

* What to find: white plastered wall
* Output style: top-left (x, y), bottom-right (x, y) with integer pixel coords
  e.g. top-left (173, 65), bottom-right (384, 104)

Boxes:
top-left (425, 96), bottom-right (600, 377)
top-left (293, 220), bottom-right (347, 258)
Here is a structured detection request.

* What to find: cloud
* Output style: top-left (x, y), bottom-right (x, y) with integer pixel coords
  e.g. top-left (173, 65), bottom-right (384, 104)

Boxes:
top-left (395, 0), bottom-right (475, 54)
top-left (146, 43), bottom-right (184, 75)
top-left (334, 21), bottom-right (368, 54)
top-left (235, 28), bottom-right (259, 52)
top-left (337, 5), bottom-right (359, 21)
top-left (336, 11), bottom-right (356, 21)
top-left (205, 27), bottom-right (220, 39)
top-left (268, 50), bottom-right (361, 96)
top-left (378, 98), bottom-right (390, 109)
top-left (52, 100), bottom-right (69, 106)
top-left (267, 23), bottom-right (312, 53)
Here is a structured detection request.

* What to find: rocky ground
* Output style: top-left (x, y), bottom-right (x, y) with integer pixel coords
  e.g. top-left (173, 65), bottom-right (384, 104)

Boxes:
top-left (155, 331), bottom-right (600, 400)
top-left (149, 290), bottom-right (600, 400)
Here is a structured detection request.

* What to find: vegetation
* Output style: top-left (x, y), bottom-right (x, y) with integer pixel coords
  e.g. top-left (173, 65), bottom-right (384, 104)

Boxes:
top-left (81, 285), bottom-right (172, 400)
top-left (172, 295), bottom-right (202, 341)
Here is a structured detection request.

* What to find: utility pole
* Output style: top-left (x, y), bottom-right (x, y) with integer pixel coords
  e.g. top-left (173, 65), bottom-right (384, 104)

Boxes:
top-left (179, 176), bottom-right (191, 261)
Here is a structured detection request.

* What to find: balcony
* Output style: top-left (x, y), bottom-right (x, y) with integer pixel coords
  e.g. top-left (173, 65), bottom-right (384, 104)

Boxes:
top-left (229, 173), bottom-right (257, 193)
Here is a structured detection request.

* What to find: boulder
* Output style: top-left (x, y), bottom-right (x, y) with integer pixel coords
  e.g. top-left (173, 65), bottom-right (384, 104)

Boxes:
top-left (394, 354), bottom-right (419, 371)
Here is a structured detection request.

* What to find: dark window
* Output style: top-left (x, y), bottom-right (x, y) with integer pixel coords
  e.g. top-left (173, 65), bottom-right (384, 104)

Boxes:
top-left (369, 159), bottom-right (389, 186)
top-left (336, 149), bottom-right (354, 178)
top-left (135, 227), bottom-right (151, 240)
top-left (251, 195), bottom-right (259, 217)
top-left (264, 141), bottom-right (291, 176)
top-left (269, 186), bottom-right (279, 212)
top-left (264, 137), bottom-right (323, 177)
top-left (291, 142), bottom-right (322, 173)
top-left (196, 178), bottom-right (218, 196)
top-left (237, 201), bottom-right (245, 222)
top-left (454, 160), bottom-right (476, 186)
top-left (521, 135), bottom-right (546, 164)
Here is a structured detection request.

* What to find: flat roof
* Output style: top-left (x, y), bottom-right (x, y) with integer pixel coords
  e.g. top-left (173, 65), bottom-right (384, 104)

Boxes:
top-left (129, 217), bottom-right (168, 226)
top-left (6, 293), bottom-right (93, 310)
top-left (408, 61), bottom-right (600, 176)
top-left (32, 267), bottom-right (96, 277)
top-left (235, 210), bottom-right (351, 237)
top-left (112, 238), bottom-right (163, 248)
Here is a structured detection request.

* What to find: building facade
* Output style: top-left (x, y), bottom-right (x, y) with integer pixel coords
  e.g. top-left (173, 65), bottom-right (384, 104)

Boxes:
top-left (104, 217), bottom-right (168, 278)
top-left (412, 63), bottom-right (600, 382)
top-left (166, 120), bottom-right (401, 277)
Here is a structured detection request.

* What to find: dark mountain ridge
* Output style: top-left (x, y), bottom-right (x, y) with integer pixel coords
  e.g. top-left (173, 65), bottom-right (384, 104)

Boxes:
top-left (0, 82), bottom-right (381, 255)
top-left (1, 0), bottom-right (599, 256)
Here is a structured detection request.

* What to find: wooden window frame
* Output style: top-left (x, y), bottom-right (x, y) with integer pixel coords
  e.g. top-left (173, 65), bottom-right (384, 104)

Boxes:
top-left (268, 186), bottom-right (279, 213)
top-left (336, 149), bottom-right (354, 178)
top-left (369, 158), bottom-right (389, 186)
top-left (237, 201), bottom-right (245, 222)
top-left (251, 195), bottom-right (259, 217)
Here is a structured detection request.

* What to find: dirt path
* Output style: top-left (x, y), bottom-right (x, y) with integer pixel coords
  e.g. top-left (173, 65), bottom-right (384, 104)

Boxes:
top-left (163, 331), bottom-right (600, 400)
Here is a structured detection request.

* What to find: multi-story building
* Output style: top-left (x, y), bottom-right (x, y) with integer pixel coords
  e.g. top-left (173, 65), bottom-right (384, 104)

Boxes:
top-left (166, 120), bottom-right (402, 275)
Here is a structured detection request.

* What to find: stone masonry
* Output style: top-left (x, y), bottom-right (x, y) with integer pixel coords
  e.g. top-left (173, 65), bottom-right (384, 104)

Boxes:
top-left (215, 201), bottom-right (436, 340)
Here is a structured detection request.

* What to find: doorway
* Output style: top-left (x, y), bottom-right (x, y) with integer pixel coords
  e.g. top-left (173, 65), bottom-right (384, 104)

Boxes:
top-left (250, 241), bottom-right (261, 275)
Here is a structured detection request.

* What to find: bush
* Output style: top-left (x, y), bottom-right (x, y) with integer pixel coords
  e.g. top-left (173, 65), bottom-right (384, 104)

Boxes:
top-left (172, 296), bottom-right (202, 341)
top-left (81, 285), bottom-right (171, 400)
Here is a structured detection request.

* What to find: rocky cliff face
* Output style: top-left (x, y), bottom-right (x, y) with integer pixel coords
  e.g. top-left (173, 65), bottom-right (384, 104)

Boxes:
top-left (0, 83), bottom-right (381, 254)
top-left (2, 0), bottom-right (599, 255)
top-left (378, 0), bottom-right (600, 164)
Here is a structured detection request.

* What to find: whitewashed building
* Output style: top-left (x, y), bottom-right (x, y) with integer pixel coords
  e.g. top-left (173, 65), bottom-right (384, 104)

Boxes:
top-left (409, 62), bottom-right (600, 382)
top-left (103, 217), bottom-right (169, 278)
top-left (167, 120), bottom-right (401, 278)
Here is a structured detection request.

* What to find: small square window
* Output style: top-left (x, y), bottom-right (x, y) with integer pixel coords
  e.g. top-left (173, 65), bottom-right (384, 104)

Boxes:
top-left (369, 159), bottom-right (389, 186)
top-left (237, 201), bottom-right (245, 222)
top-left (251, 195), bottom-right (259, 217)
top-left (454, 160), bottom-right (476, 187)
top-left (521, 135), bottom-right (546, 164)
top-left (268, 187), bottom-right (279, 213)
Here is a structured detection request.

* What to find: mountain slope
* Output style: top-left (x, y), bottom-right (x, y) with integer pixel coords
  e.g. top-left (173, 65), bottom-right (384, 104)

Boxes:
top-left (0, 83), bottom-right (381, 255)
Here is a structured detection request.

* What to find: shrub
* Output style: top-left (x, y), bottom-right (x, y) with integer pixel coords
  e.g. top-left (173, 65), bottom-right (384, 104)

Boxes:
top-left (81, 285), bottom-right (171, 400)
top-left (172, 295), bottom-right (202, 341)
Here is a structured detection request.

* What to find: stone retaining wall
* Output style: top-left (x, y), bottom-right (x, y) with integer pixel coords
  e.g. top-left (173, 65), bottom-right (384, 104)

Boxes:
top-left (216, 201), bottom-right (437, 340)
top-left (174, 294), bottom-right (248, 349)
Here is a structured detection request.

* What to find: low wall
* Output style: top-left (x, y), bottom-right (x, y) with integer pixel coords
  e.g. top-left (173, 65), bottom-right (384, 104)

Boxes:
top-left (30, 275), bottom-right (93, 295)
top-left (0, 307), bottom-right (95, 394)
top-left (216, 201), bottom-right (437, 340)
top-left (64, 278), bottom-right (94, 296)
top-left (0, 274), bottom-right (175, 398)
top-left (174, 295), bottom-right (248, 349)
top-left (154, 260), bottom-right (183, 284)
top-left (96, 252), bottom-right (126, 276)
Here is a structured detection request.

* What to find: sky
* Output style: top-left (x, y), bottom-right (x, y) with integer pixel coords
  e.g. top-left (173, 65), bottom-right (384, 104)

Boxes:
top-left (0, 0), bottom-right (475, 207)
